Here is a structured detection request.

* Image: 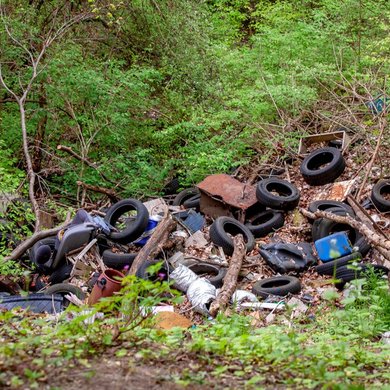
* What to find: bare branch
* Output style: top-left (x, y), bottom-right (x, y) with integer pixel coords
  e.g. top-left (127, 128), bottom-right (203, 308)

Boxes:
top-left (300, 208), bottom-right (390, 260)
top-left (0, 3), bottom-right (35, 66)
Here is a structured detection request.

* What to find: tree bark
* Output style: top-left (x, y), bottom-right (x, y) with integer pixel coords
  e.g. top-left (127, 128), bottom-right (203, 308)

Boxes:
top-left (4, 213), bottom-right (71, 261)
top-left (32, 83), bottom-right (47, 177)
top-left (76, 181), bottom-right (119, 202)
top-left (209, 235), bottom-right (246, 317)
top-left (19, 103), bottom-right (41, 232)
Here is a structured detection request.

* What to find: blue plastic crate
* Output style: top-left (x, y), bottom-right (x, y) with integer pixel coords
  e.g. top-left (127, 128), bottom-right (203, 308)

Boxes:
top-left (314, 231), bottom-right (353, 262)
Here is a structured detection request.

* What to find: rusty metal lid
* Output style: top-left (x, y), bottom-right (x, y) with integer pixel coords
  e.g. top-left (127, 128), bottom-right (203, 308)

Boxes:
top-left (196, 174), bottom-right (258, 210)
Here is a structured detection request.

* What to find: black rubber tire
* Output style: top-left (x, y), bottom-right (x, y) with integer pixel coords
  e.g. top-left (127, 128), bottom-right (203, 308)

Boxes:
top-left (29, 237), bottom-right (56, 264)
top-left (102, 249), bottom-right (137, 270)
top-left (335, 264), bottom-right (389, 289)
top-left (311, 207), bottom-right (370, 256)
top-left (300, 147), bottom-right (346, 186)
top-left (245, 209), bottom-right (285, 238)
top-left (187, 263), bottom-right (227, 288)
top-left (328, 139), bottom-right (343, 149)
top-left (136, 259), bottom-right (171, 282)
top-left (0, 293), bottom-right (63, 314)
top-left (311, 207), bottom-right (352, 240)
top-left (256, 178), bottom-right (300, 211)
top-left (354, 236), bottom-right (371, 257)
top-left (315, 252), bottom-right (362, 276)
top-left (308, 200), bottom-right (354, 219)
top-left (172, 188), bottom-right (200, 206)
top-left (48, 263), bottom-right (73, 284)
top-left (209, 216), bottom-right (255, 256)
top-left (162, 177), bottom-right (180, 195)
top-left (43, 283), bottom-right (86, 301)
top-left (252, 276), bottom-right (301, 298)
top-left (182, 194), bottom-right (201, 210)
top-left (371, 180), bottom-right (390, 212)
top-left (104, 199), bottom-right (149, 244)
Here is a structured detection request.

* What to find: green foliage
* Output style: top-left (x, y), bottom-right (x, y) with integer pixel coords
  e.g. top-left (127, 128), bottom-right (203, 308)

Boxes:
top-left (161, 275), bottom-right (390, 387)
top-left (0, 141), bottom-right (25, 193)
top-left (0, 199), bottom-right (34, 257)
top-left (1, 0), bottom-right (390, 198)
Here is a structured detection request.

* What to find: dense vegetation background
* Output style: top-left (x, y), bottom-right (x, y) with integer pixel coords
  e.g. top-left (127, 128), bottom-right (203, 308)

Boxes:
top-left (1, 0), bottom-right (389, 204)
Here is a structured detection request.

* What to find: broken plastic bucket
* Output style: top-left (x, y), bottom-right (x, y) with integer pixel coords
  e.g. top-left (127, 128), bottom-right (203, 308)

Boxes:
top-left (88, 268), bottom-right (125, 305)
top-left (314, 231), bottom-right (353, 262)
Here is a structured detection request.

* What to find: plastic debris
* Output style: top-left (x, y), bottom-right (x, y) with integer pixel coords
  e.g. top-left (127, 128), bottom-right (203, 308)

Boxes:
top-left (259, 242), bottom-right (317, 273)
top-left (314, 231), bottom-right (353, 261)
top-left (186, 278), bottom-right (216, 315)
top-left (170, 264), bottom-right (199, 292)
top-left (133, 215), bottom-right (162, 245)
top-left (231, 290), bottom-right (258, 304)
top-left (240, 302), bottom-right (286, 310)
top-left (185, 230), bottom-right (208, 248)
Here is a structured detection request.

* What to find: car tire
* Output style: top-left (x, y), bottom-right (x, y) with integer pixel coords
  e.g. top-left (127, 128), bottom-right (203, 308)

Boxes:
top-left (252, 276), bottom-right (301, 298)
top-left (315, 252), bottom-right (362, 276)
top-left (311, 207), bottom-right (370, 256)
top-left (245, 209), bottom-right (285, 238)
top-left (335, 264), bottom-right (389, 289)
top-left (187, 263), bottom-right (227, 288)
top-left (104, 199), bottom-right (149, 244)
top-left (43, 283), bottom-right (86, 305)
top-left (136, 259), bottom-right (171, 282)
top-left (172, 188), bottom-right (200, 206)
top-left (29, 237), bottom-right (57, 265)
top-left (182, 194), bottom-right (201, 210)
top-left (256, 178), bottom-right (300, 211)
top-left (48, 263), bottom-right (73, 284)
top-left (209, 216), bottom-right (255, 256)
top-left (371, 180), bottom-right (390, 212)
top-left (102, 249), bottom-right (137, 270)
top-left (300, 147), bottom-right (346, 186)
top-left (308, 200), bottom-right (354, 220)
top-left (311, 207), bottom-right (353, 240)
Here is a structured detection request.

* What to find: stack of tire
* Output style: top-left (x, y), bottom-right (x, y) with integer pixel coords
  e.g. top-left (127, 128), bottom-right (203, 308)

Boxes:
top-left (207, 177), bottom-right (302, 298)
top-left (28, 198), bottom-right (152, 302)
top-left (171, 187), bottom-right (201, 211)
top-left (245, 178), bottom-right (300, 239)
top-left (208, 177), bottom-right (301, 256)
top-left (308, 200), bottom-right (371, 257)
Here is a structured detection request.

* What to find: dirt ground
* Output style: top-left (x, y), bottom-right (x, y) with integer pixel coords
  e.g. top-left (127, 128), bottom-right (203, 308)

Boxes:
top-left (44, 355), bottom-right (232, 390)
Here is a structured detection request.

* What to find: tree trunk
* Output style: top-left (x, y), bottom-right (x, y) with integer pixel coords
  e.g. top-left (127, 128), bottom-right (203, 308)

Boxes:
top-left (19, 102), bottom-right (41, 232)
top-left (32, 84), bottom-right (47, 180)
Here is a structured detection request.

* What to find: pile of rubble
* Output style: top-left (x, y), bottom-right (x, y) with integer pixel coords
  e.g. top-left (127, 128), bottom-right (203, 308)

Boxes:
top-left (0, 131), bottom-right (389, 327)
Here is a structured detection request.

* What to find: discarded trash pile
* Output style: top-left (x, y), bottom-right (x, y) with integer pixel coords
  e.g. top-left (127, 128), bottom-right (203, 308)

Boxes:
top-left (1, 132), bottom-right (389, 326)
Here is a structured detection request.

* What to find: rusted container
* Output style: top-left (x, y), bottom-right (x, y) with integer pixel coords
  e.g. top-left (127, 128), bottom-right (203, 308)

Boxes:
top-left (196, 174), bottom-right (258, 222)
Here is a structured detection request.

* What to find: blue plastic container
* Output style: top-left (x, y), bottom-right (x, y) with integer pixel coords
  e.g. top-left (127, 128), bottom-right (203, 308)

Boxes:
top-left (314, 231), bottom-right (353, 262)
top-left (133, 215), bottom-right (162, 246)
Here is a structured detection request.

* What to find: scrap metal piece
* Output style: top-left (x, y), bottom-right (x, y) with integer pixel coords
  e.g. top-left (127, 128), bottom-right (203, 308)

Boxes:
top-left (196, 174), bottom-right (258, 222)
